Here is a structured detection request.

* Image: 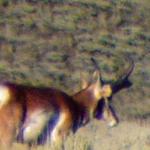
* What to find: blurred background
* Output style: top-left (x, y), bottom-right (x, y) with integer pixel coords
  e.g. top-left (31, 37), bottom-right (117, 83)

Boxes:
top-left (0, 0), bottom-right (149, 149)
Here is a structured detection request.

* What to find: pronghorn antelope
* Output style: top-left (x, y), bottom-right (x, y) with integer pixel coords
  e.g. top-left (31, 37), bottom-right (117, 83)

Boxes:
top-left (0, 56), bottom-right (134, 149)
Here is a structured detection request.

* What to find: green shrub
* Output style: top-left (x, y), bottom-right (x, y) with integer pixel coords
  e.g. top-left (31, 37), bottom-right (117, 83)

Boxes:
top-left (0, 0), bottom-right (9, 6)
top-left (99, 35), bottom-right (116, 48)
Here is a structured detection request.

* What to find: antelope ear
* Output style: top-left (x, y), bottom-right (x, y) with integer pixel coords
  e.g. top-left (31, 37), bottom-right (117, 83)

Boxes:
top-left (92, 70), bottom-right (101, 87)
top-left (81, 78), bottom-right (88, 89)
top-left (87, 70), bottom-right (102, 100)
top-left (101, 84), bottom-right (112, 98)
top-left (80, 72), bottom-right (88, 89)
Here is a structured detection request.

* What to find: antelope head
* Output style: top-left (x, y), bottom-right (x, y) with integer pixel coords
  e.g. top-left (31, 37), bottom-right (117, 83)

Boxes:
top-left (91, 55), bottom-right (134, 127)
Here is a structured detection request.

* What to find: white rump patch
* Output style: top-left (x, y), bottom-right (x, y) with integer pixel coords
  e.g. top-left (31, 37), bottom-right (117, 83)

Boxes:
top-left (23, 110), bottom-right (51, 142)
top-left (0, 85), bottom-right (11, 108)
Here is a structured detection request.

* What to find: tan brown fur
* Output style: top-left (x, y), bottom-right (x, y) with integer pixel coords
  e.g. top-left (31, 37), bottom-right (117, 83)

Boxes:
top-left (0, 82), bottom-right (81, 148)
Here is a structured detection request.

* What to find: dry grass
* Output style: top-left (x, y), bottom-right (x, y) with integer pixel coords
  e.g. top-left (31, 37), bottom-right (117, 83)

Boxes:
top-left (8, 120), bottom-right (150, 150)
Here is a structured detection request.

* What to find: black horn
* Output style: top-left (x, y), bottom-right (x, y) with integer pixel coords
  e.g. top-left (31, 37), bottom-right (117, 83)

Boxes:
top-left (91, 55), bottom-right (134, 95)
top-left (91, 57), bottom-right (104, 84)
top-left (111, 55), bottom-right (134, 94)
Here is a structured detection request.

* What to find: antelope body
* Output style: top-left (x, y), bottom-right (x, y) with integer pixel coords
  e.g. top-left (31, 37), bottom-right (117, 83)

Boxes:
top-left (0, 82), bottom-right (83, 149)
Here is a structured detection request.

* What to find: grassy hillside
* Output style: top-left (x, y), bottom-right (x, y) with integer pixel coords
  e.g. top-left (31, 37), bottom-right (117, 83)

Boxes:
top-left (0, 0), bottom-right (149, 149)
